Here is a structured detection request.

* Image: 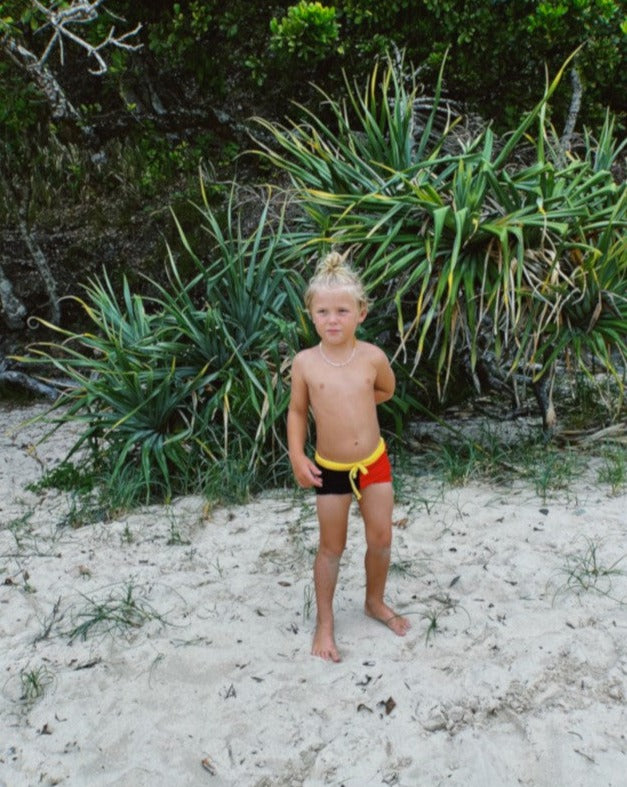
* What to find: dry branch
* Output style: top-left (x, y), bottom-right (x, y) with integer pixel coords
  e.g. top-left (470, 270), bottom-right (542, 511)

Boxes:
top-left (33, 0), bottom-right (142, 74)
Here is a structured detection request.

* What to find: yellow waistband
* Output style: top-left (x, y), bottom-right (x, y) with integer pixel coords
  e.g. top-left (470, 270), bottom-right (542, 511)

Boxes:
top-left (314, 437), bottom-right (386, 500)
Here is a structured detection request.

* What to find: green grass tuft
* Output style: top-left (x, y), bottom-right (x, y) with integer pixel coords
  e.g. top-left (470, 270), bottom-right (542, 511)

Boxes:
top-left (67, 581), bottom-right (167, 643)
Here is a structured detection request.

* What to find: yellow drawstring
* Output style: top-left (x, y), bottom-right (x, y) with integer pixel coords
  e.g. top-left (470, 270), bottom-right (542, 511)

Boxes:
top-left (314, 438), bottom-right (386, 500)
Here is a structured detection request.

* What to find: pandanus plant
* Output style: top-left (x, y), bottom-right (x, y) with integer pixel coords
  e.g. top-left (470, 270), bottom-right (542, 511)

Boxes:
top-left (255, 50), bottom-right (626, 431)
top-left (23, 188), bottom-right (303, 505)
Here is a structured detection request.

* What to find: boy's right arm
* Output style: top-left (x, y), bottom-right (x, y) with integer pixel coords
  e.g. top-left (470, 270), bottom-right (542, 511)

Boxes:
top-left (287, 355), bottom-right (322, 488)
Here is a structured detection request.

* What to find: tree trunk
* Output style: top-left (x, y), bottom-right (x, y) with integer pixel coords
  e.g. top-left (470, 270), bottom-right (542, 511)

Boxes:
top-left (16, 215), bottom-right (61, 328)
top-left (0, 172), bottom-right (62, 328)
top-left (0, 259), bottom-right (27, 330)
top-left (2, 36), bottom-right (84, 125)
top-left (532, 365), bottom-right (557, 434)
top-left (559, 67), bottom-right (582, 164)
top-left (0, 360), bottom-right (60, 400)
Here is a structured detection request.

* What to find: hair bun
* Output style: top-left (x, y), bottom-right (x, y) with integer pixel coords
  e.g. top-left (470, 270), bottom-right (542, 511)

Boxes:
top-left (304, 249), bottom-right (369, 311)
top-left (321, 251), bottom-right (345, 274)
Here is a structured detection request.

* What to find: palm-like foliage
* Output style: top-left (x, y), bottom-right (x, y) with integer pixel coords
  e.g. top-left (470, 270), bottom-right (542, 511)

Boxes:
top-left (24, 189), bottom-right (303, 504)
top-left (255, 51), bottom-right (626, 425)
top-left (16, 51), bottom-right (625, 511)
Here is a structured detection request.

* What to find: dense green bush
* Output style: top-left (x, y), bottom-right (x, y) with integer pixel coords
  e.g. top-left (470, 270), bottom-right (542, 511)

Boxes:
top-left (2, 1), bottom-right (624, 151)
top-left (25, 188), bottom-right (304, 506)
top-left (21, 50), bottom-right (624, 508)
top-left (255, 51), bottom-right (626, 426)
top-left (5, 3), bottom-right (625, 506)
top-left (76, 1), bottom-right (627, 126)
top-left (1, 2), bottom-right (623, 236)
top-left (269, 2), bottom-right (341, 62)
top-left (336, 0), bottom-right (626, 130)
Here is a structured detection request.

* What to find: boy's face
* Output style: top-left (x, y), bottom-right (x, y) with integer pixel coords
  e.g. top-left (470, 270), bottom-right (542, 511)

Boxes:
top-left (309, 287), bottom-right (366, 345)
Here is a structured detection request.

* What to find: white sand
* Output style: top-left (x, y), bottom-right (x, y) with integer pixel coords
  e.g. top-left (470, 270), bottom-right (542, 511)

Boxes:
top-left (1, 404), bottom-right (625, 786)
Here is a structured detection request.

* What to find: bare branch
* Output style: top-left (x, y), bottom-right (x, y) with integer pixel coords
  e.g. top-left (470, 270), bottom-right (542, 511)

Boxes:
top-left (3, 34), bottom-right (83, 122)
top-left (0, 364), bottom-right (61, 400)
top-left (559, 67), bottom-right (583, 163)
top-left (33, 1), bottom-right (142, 74)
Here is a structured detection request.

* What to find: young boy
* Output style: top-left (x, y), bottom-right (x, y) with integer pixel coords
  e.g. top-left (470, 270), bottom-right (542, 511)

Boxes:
top-left (287, 251), bottom-right (410, 662)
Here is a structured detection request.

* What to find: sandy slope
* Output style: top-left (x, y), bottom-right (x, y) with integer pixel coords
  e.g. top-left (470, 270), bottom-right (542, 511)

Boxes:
top-left (1, 403), bottom-right (625, 786)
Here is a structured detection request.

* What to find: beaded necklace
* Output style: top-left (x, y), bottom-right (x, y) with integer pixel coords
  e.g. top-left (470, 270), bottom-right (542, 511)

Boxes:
top-left (318, 342), bottom-right (357, 367)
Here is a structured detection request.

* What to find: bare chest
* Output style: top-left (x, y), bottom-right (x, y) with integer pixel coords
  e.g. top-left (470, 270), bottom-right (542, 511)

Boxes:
top-left (307, 365), bottom-right (375, 407)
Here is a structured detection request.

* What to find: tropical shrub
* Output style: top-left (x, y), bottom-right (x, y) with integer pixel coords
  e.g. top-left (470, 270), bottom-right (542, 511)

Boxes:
top-left (335, 0), bottom-right (626, 130)
top-left (147, 1), bottom-right (221, 87)
top-left (269, 2), bottom-right (341, 63)
top-left (254, 51), bottom-right (626, 429)
top-left (23, 187), bottom-right (304, 506)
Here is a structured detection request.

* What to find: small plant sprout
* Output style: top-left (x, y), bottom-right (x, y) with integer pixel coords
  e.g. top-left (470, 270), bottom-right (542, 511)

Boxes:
top-left (302, 584), bottom-right (314, 621)
top-left (421, 593), bottom-right (471, 645)
top-left (553, 538), bottom-right (626, 603)
top-left (67, 581), bottom-right (166, 643)
top-left (531, 449), bottom-right (579, 502)
top-left (389, 555), bottom-right (416, 578)
top-left (26, 460), bottom-right (95, 495)
top-left (211, 557), bottom-right (225, 579)
top-left (165, 507), bottom-right (190, 545)
top-left (6, 512), bottom-right (34, 552)
top-left (19, 665), bottom-right (55, 704)
top-left (437, 441), bottom-right (478, 486)
top-left (597, 447), bottom-right (626, 496)
top-left (60, 494), bottom-right (106, 529)
top-left (423, 608), bottom-right (440, 644)
top-left (34, 596), bottom-right (64, 644)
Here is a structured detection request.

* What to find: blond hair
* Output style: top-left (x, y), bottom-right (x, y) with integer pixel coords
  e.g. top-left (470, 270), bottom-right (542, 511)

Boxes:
top-left (304, 251), bottom-right (369, 311)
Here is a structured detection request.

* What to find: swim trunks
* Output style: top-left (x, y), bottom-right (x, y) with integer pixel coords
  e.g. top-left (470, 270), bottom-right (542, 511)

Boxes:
top-left (314, 438), bottom-right (392, 499)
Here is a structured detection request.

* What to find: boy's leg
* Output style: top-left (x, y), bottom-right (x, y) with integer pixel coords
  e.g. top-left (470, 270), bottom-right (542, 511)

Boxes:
top-left (359, 482), bottom-right (410, 636)
top-left (313, 493), bottom-right (351, 662)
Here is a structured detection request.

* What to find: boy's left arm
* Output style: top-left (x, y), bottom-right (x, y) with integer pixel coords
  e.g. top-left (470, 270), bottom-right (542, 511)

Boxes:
top-left (373, 349), bottom-right (395, 404)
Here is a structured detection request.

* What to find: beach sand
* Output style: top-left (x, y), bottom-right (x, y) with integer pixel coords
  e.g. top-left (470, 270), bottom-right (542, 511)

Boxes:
top-left (1, 404), bottom-right (625, 786)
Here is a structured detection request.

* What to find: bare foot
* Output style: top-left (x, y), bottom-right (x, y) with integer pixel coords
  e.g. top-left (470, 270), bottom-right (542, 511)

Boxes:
top-left (365, 601), bottom-right (411, 636)
top-left (312, 620), bottom-right (341, 662)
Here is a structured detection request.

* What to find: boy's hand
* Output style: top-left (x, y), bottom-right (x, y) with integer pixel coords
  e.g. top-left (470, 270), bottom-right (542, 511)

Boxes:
top-left (291, 456), bottom-right (323, 489)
